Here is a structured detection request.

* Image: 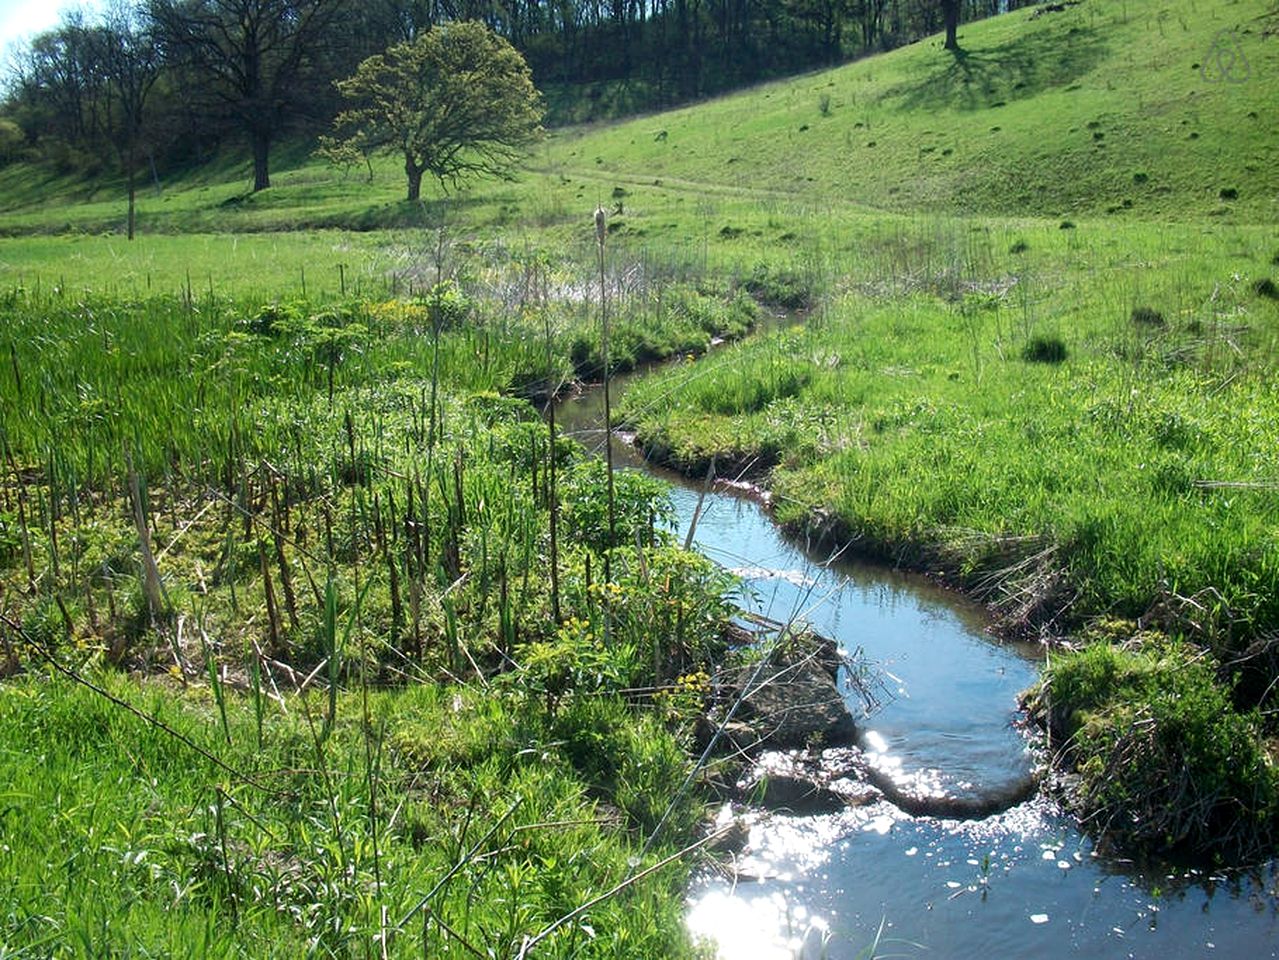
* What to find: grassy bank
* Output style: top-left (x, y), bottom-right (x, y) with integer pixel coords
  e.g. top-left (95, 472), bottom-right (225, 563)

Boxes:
top-left (623, 215), bottom-right (1279, 642)
top-left (0, 265), bottom-right (759, 952)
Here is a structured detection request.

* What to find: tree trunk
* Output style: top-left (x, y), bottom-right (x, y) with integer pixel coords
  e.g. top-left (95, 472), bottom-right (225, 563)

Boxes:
top-left (126, 147), bottom-right (137, 241)
top-left (942, 0), bottom-right (960, 50)
top-left (406, 158), bottom-right (424, 202)
top-left (252, 129), bottom-right (271, 191)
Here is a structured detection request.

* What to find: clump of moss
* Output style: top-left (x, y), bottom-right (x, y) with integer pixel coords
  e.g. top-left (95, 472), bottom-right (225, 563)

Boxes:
top-left (1028, 639), bottom-right (1278, 860)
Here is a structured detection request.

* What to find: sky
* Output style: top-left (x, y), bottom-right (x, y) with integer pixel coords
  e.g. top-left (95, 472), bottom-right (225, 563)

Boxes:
top-left (0, 1), bottom-right (104, 60)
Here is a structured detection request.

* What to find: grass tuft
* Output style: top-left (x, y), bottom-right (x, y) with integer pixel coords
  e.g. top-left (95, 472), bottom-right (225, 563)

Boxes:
top-left (1021, 335), bottom-right (1067, 364)
top-left (1130, 304), bottom-right (1165, 327)
top-left (1029, 639), bottom-right (1278, 861)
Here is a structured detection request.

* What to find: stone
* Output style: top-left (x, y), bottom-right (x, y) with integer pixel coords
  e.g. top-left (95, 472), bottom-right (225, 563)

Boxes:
top-left (732, 652), bottom-right (857, 748)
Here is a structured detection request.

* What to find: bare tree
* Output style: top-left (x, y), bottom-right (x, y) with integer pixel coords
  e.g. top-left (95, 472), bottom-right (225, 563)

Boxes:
top-left (101, 4), bottom-right (161, 238)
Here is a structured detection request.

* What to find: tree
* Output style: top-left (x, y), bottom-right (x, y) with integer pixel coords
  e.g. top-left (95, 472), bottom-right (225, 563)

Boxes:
top-left (323, 22), bottom-right (543, 202)
top-left (8, 13), bottom-right (112, 156)
top-left (100, 5), bottom-right (161, 239)
top-left (940, 0), bottom-right (960, 51)
top-left (148, 0), bottom-right (348, 191)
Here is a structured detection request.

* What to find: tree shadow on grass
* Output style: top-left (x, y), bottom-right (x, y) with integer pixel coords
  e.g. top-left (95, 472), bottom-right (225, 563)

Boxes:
top-left (884, 17), bottom-right (1109, 112)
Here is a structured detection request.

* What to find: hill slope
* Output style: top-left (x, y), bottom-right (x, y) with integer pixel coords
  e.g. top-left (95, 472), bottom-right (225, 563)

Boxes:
top-left (0, 0), bottom-right (1273, 232)
top-left (547, 0), bottom-right (1278, 221)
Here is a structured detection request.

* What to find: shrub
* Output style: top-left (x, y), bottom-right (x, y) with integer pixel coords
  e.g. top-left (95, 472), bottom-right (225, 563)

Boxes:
top-left (1030, 641), bottom-right (1278, 859)
top-left (560, 459), bottom-right (673, 552)
top-left (0, 119), bottom-right (24, 165)
top-left (420, 280), bottom-right (473, 331)
top-left (1021, 335), bottom-right (1067, 364)
top-left (741, 264), bottom-right (814, 310)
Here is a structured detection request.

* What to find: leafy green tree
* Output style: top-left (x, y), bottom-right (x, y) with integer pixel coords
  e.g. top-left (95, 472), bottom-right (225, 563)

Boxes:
top-left (148, 0), bottom-right (348, 192)
top-left (323, 22), bottom-right (544, 202)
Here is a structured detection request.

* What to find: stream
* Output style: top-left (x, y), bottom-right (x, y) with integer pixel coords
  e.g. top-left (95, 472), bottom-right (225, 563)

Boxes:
top-left (552, 366), bottom-right (1279, 960)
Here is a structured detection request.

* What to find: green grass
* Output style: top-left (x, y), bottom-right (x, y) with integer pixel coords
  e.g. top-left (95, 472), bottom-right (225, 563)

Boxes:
top-left (1, 0), bottom-right (1275, 236)
top-left (0, 267), bottom-right (749, 951)
top-left (0, 0), bottom-right (1277, 877)
top-left (541, 0), bottom-right (1279, 221)
top-left (621, 214), bottom-right (1279, 641)
top-left (0, 672), bottom-right (706, 957)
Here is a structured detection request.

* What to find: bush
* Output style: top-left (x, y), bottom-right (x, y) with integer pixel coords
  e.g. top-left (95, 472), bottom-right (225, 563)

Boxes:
top-left (1022, 335), bottom-right (1067, 364)
top-left (1031, 640), bottom-right (1278, 859)
top-left (420, 280), bottom-right (473, 330)
top-left (741, 264), bottom-right (814, 310)
top-left (0, 119), bottom-right (24, 165)
top-left (560, 459), bottom-right (674, 552)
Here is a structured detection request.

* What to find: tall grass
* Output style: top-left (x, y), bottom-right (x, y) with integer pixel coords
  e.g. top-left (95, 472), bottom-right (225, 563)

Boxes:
top-left (622, 215), bottom-right (1279, 647)
top-left (0, 256), bottom-right (764, 952)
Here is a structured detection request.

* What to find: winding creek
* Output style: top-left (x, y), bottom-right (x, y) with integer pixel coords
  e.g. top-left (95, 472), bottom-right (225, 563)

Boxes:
top-left (553, 359), bottom-right (1279, 959)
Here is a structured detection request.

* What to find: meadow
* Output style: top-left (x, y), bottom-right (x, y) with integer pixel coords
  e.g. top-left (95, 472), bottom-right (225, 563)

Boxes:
top-left (0, 0), bottom-right (1278, 950)
top-left (0, 245), bottom-right (758, 954)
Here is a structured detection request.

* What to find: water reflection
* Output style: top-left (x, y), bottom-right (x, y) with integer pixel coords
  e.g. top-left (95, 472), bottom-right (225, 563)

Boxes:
top-left (689, 795), bottom-right (1279, 959)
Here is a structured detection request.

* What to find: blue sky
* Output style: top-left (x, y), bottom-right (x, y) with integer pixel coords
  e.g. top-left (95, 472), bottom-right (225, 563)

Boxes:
top-left (0, 1), bottom-right (102, 60)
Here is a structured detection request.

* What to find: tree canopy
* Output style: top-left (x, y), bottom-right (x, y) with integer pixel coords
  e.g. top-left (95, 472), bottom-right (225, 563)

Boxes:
top-left (148, 0), bottom-right (348, 191)
top-left (323, 22), bottom-right (544, 201)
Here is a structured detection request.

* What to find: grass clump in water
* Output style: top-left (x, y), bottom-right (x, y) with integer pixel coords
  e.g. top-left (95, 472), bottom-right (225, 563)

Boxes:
top-left (1030, 638), bottom-right (1278, 861)
top-left (740, 264), bottom-right (815, 310)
